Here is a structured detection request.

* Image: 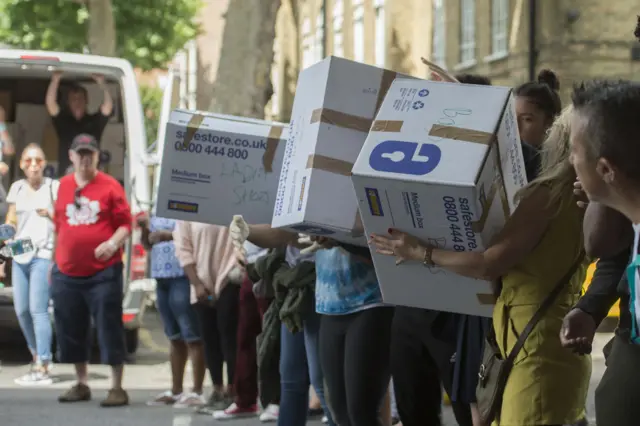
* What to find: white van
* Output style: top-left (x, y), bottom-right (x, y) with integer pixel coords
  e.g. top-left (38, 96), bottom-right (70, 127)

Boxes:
top-left (0, 50), bottom-right (159, 356)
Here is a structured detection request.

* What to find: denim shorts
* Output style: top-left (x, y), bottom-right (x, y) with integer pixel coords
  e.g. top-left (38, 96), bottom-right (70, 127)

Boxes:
top-left (51, 263), bottom-right (125, 365)
top-left (155, 276), bottom-right (201, 342)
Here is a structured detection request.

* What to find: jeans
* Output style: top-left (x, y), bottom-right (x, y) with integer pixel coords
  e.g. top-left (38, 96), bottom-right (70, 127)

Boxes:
top-left (51, 263), bottom-right (125, 365)
top-left (155, 276), bottom-right (201, 342)
top-left (278, 311), bottom-right (335, 426)
top-left (13, 257), bottom-right (52, 363)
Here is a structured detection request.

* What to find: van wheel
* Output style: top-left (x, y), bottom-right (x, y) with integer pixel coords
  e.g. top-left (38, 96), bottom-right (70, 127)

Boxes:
top-left (125, 329), bottom-right (139, 354)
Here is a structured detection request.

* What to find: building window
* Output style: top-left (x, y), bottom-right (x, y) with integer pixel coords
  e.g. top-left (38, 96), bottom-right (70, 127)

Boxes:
top-left (491, 0), bottom-right (508, 55)
top-left (353, 0), bottom-right (365, 62)
top-left (314, 7), bottom-right (325, 61)
top-left (302, 17), bottom-right (314, 68)
top-left (459, 0), bottom-right (476, 64)
top-left (333, 0), bottom-right (344, 57)
top-left (432, 0), bottom-right (445, 66)
top-left (374, 0), bottom-right (386, 67)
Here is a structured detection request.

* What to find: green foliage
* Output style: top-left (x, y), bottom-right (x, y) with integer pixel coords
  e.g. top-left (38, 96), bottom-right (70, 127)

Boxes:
top-left (0, 0), bottom-right (202, 70)
top-left (139, 84), bottom-right (163, 145)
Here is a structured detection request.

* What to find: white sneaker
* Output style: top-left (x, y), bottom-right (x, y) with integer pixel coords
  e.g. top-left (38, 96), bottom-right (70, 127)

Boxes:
top-left (14, 369), bottom-right (53, 386)
top-left (322, 416), bottom-right (329, 424)
top-left (212, 402), bottom-right (260, 420)
top-left (173, 392), bottom-right (206, 408)
top-left (147, 390), bottom-right (182, 406)
top-left (259, 404), bottom-right (279, 422)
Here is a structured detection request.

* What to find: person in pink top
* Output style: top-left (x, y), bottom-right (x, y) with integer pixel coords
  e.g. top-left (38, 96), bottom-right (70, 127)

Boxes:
top-left (173, 221), bottom-right (242, 408)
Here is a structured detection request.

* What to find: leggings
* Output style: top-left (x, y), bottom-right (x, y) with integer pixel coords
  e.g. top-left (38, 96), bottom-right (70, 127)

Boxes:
top-left (193, 284), bottom-right (240, 387)
top-left (319, 306), bottom-right (394, 426)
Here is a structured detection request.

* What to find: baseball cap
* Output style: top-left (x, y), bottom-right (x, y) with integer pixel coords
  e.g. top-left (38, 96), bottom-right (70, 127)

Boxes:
top-left (70, 133), bottom-right (99, 153)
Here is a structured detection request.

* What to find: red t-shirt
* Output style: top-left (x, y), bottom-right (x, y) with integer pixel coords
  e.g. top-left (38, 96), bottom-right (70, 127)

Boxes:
top-left (54, 172), bottom-right (132, 277)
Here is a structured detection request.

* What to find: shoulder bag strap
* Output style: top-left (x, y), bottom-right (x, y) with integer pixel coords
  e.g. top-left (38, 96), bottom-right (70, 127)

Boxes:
top-left (505, 249), bottom-right (586, 362)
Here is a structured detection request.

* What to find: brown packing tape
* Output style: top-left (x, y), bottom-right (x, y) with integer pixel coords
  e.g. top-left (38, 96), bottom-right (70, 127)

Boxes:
top-left (310, 108), bottom-right (373, 133)
top-left (263, 125), bottom-right (284, 173)
top-left (371, 120), bottom-right (404, 132)
top-left (374, 70), bottom-right (398, 115)
top-left (428, 125), bottom-right (495, 145)
top-left (477, 293), bottom-right (497, 305)
top-left (306, 154), bottom-right (353, 176)
top-left (183, 114), bottom-right (205, 148)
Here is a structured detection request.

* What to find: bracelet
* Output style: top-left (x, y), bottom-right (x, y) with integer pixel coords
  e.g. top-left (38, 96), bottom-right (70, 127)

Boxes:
top-left (422, 246), bottom-right (435, 267)
top-left (107, 240), bottom-right (118, 250)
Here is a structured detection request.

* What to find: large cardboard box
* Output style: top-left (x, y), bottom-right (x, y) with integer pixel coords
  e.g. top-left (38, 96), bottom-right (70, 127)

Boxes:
top-left (351, 79), bottom-right (528, 317)
top-left (156, 109), bottom-right (288, 226)
top-left (271, 56), bottom-right (410, 245)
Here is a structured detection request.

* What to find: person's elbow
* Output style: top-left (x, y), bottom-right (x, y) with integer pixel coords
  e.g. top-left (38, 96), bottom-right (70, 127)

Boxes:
top-left (584, 229), bottom-right (632, 259)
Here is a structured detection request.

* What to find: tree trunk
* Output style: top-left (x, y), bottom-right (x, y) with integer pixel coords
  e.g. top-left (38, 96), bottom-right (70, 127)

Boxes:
top-left (209, 0), bottom-right (282, 119)
top-left (86, 0), bottom-right (116, 56)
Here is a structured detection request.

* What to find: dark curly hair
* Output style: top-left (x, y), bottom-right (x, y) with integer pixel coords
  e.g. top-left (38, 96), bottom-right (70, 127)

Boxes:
top-left (514, 69), bottom-right (562, 120)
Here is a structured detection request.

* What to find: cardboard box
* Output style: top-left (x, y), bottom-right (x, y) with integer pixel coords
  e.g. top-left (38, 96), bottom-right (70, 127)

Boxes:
top-left (351, 79), bottom-right (527, 317)
top-left (156, 109), bottom-right (288, 226)
top-left (271, 56), bottom-right (411, 245)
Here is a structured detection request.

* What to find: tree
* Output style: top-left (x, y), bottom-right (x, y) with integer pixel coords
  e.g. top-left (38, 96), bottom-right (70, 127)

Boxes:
top-left (0, 0), bottom-right (201, 70)
top-left (139, 84), bottom-right (163, 145)
top-left (209, 0), bottom-right (282, 119)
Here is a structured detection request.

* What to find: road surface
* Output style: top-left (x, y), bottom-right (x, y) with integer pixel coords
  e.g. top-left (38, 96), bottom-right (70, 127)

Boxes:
top-left (0, 309), bottom-right (607, 425)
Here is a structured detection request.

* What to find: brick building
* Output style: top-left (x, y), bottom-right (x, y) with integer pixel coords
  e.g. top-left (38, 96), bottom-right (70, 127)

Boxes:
top-left (270, 0), bottom-right (640, 121)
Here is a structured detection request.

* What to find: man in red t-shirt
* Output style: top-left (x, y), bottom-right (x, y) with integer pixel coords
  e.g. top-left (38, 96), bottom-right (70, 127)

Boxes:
top-left (51, 133), bottom-right (132, 407)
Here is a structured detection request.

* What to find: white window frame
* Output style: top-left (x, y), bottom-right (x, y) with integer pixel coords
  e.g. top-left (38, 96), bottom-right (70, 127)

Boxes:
top-left (490, 0), bottom-right (508, 56)
top-left (432, 0), bottom-right (445, 67)
top-left (353, 0), bottom-right (365, 63)
top-left (301, 17), bottom-right (314, 69)
top-left (459, 0), bottom-right (476, 64)
top-left (332, 0), bottom-right (344, 57)
top-left (374, 0), bottom-right (386, 67)
top-left (314, 8), bottom-right (325, 62)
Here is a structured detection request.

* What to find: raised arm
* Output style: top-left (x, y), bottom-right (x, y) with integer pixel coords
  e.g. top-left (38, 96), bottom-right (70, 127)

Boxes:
top-left (0, 106), bottom-right (14, 156)
top-left (429, 187), bottom-right (554, 280)
top-left (92, 74), bottom-right (113, 117)
top-left (46, 72), bottom-right (62, 117)
top-left (371, 186), bottom-right (555, 281)
top-left (582, 202), bottom-right (632, 258)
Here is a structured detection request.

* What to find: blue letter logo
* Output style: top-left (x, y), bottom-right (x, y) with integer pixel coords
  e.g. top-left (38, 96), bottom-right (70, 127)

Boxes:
top-left (369, 140), bottom-right (442, 176)
top-left (412, 101), bottom-right (425, 110)
top-left (418, 89), bottom-right (429, 97)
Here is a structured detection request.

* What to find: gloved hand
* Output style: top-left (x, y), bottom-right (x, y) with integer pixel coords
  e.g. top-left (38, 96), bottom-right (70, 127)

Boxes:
top-left (229, 215), bottom-right (250, 257)
top-left (298, 233), bottom-right (323, 254)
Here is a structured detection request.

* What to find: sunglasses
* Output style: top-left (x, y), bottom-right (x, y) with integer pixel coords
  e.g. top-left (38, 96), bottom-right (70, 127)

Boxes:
top-left (74, 187), bottom-right (82, 209)
top-left (22, 157), bottom-right (44, 166)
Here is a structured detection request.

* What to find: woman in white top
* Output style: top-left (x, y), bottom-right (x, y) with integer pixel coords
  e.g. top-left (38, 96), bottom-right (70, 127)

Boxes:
top-left (4, 143), bottom-right (59, 385)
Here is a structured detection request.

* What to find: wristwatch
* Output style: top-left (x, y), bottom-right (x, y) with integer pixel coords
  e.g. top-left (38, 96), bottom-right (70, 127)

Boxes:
top-left (422, 246), bottom-right (435, 267)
